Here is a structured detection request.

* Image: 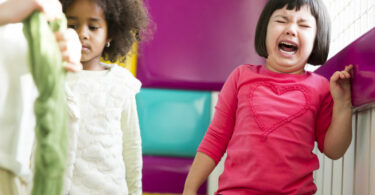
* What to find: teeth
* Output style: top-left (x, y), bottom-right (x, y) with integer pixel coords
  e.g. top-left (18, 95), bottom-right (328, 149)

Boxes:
top-left (280, 42), bottom-right (296, 47)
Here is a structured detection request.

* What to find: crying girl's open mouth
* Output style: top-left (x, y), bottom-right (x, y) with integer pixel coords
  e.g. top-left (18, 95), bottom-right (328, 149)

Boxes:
top-left (278, 41), bottom-right (298, 54)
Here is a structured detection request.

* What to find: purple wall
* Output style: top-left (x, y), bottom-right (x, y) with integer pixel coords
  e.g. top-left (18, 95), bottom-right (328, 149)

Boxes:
top-left (142, 156), bottom-right (207, 194)
top-left (138, 0), bottom-right (267, 90)
top-left (315, 28), bottom-right (375, 109)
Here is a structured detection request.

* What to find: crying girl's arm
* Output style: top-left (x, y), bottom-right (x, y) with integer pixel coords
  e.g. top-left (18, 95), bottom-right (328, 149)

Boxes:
top-left (324, 65), bottom-right (353, 160)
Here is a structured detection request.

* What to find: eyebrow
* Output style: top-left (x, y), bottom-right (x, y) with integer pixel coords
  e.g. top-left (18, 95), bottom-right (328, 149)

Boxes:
top-left (67, 16), bottom-right (102, 22)
top-left (272, 15), bottom-right (311, 23)
top-left (272, 15), bottom-right (288, 20)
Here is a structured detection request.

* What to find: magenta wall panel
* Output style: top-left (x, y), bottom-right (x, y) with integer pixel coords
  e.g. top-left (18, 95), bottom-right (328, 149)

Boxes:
top-left (138, 0), bottom-right (267, 90)
top-left (315, 28), bottom-right (375, 109)
top-left (142, 156), bottom-right (207, 194)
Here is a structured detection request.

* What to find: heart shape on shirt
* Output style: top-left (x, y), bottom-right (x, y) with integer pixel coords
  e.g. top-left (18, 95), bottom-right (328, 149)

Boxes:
top-left (249, 82), bottom-right (311, 139)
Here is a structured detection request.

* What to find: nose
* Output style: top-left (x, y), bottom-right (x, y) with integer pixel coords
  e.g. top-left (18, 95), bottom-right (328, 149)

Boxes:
top-left (285, 24), bottom-right (297, 36)
top-left (76, 26), bottom-right (89, 40)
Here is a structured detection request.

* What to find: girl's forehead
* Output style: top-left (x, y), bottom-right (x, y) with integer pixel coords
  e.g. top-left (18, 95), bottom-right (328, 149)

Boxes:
top-left (67, 0), bottom-right (105, 16)
top-left (271, 5), bottom-right (314, 20)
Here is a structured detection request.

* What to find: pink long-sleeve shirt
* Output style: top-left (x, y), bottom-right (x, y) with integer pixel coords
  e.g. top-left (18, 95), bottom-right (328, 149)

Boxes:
top-left (198, 64), bottom-right (333, 195)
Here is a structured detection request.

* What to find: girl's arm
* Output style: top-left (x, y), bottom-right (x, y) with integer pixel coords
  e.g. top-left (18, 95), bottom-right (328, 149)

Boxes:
top-left (324, 65), bottom-right (353, 160)
top-left (0, 0), bottom-right (62, 25)
top-left (183, 67), bottom-right (241, 194)
top-left (121, 96), bottom-right (142, 195)
top-left (183, 152), bottom-right (216, 195)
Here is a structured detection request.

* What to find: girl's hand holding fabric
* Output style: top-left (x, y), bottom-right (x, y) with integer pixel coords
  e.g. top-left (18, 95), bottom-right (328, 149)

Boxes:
top-left (55, 29), bottom-right (82, 72)
top-left (329, 65), bottom-right (353, 108)
top-left (35, 0), bottom-right (63, 21)
top-left (0, 0), bottom-right (62, 25)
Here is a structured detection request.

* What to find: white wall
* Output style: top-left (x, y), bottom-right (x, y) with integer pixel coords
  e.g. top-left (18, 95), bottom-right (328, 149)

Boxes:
top-left (323, 0), bottom-right (375, 58)
top-left (306, 0), bottom-right (375, 72)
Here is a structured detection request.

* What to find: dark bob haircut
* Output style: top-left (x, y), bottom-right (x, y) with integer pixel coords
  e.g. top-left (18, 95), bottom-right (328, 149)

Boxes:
top-left (60, 0), bottom-right (150, 63)
top-left (254, 0), bottom-right (331, 65)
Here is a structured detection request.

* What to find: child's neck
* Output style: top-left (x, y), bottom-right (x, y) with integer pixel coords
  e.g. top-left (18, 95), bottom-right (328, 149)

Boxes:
top-left (82, 57), bottom-right (105, 71)
top-left (265, 61), bottom-right (305, 74)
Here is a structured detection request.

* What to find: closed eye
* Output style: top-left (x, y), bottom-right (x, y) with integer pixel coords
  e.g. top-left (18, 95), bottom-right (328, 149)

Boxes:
top-left (300, 24), bottom-right (311, 28)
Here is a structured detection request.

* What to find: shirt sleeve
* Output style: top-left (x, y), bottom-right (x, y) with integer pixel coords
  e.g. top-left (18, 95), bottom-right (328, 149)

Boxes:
top-left (62, 83), bottom-right (80, 195)
top-left (0, 23), bottom-right (29, 75)
top-left (315, 84), bottom-right (333, 153)
top-left (121, 95), bottom-right (142, 195)
top-left (197, 67), bottom-right (240, 164)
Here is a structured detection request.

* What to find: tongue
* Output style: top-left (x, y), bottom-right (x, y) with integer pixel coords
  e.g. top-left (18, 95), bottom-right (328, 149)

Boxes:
top-left (280, 45), bottom-right (295, 52)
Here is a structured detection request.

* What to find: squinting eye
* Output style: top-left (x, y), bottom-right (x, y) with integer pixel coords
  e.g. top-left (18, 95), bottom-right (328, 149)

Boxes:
top-left (276, 20), bottom-right (286, 23)
top-left (300, 25), bottom-right (311, 28)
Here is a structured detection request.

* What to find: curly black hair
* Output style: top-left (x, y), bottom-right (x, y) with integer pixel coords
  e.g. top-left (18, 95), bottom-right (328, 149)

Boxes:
top-left (60, 0), bottom-right (150, 63)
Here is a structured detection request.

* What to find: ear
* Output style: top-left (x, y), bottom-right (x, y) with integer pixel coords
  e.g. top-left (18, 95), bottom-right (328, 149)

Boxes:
top-left (107, 38), bottom-right (112, 44)
top-left (105, 38), bottom-right (112, 48)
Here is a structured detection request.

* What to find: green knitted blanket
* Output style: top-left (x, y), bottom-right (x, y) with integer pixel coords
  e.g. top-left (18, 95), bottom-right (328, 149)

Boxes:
top-left (23, 12), bottom-right (67, 195)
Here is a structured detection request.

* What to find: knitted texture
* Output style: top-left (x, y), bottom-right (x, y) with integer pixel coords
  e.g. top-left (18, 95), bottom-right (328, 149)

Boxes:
top-left (23, 12), bottom-right (67, 195)
top-left (64, 65), bottom-right (142, 195)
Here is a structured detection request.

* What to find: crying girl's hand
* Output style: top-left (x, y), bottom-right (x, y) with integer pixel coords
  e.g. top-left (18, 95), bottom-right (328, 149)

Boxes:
top-left (329, 64), bottom-right (353, 108)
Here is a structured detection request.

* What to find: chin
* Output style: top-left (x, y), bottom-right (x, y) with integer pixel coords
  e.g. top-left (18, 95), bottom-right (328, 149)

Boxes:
top-left (278, 65), bottom-right (304, 73)
top-left (80, 56), bottom-right (91, 63)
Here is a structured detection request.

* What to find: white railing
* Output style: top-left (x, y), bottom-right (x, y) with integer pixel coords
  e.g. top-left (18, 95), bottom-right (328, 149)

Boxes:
top-left (314, 107), bottom-right (375, 195)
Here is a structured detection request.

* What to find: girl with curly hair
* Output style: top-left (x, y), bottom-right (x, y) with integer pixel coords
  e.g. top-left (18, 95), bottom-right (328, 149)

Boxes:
top-left (59, 0), bottom-right (149, 194)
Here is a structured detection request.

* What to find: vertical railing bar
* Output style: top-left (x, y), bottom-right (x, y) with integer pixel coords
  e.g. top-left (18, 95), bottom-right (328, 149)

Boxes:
top-left (331, 159), bottom-right (333, 195)
top-left (368, 109), bottom-right (372, 195)
top-left (353, 112), bottom-right (358, 195)
top-left (341, 154), bottom-right (344, 195)
top-left (322, 155), bottom-right (326, 195)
